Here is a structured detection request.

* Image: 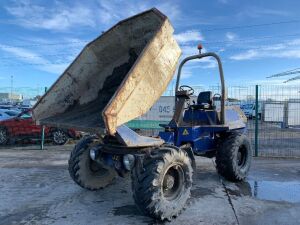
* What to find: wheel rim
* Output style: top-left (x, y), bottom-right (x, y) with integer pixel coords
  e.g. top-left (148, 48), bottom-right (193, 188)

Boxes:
top-left (162, 164), bottom-right (185, 200)
top-left (53, 130), bottom-right (67, 144)
top-left (237, 145), bottom-right (247, 167)
top-left (0, 129), bottom-right (7, 143)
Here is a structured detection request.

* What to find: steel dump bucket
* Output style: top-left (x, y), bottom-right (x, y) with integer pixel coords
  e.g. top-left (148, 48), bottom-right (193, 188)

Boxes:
top-left (32, 8), bottom-right (181, 135)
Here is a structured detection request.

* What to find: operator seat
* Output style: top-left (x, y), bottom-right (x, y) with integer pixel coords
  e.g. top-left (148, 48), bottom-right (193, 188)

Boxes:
top-left (192, 91), bottom-right (213, 110)
top-left (183, 91), bottom-right (218, 125)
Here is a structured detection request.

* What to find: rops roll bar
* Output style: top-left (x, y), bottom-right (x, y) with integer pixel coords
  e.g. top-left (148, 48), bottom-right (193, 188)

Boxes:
top-left (175, 45), bottom-right (226, 124)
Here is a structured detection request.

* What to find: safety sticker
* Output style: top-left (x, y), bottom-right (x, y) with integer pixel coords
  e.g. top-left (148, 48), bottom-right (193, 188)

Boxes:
top-left (182, 129), bottom-right (189, 135)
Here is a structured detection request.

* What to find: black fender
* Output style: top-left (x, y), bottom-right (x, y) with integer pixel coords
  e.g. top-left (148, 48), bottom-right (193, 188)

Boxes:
top-left (163, 144), bottom-right (196, 170)
top-left (182, 146), bottom-right (196, 170)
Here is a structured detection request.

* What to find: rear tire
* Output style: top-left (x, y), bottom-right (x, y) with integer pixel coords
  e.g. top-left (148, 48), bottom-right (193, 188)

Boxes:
top-left (216, 133), bottom-right (252, 181)
top-left (68, 136), bottom-right (116, 190)
top-left (131, 146), bottom-right (193, 221)
top-left (0, 127), bottom-right (8, 145)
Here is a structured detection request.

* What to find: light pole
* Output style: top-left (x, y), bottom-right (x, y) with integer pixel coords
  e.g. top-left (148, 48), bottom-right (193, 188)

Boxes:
top-left (10, 75), bottom-right (13, 101)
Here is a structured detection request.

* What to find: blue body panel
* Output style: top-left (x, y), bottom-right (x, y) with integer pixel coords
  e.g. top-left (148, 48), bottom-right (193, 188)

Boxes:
top-left (158, 107), bottom-right (246, 154)
top-left (159, 131), bottom-right (175, 144)
top-left (183, 109), bottom-right (218, 125)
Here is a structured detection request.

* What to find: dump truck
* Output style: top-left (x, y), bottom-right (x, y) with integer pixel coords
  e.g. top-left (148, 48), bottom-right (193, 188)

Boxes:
top-left (33, 8), bottom-right (252, 221)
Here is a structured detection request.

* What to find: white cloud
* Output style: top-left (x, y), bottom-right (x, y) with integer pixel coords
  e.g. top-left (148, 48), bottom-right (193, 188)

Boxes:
top-left (230, 49), bottom-right (258, 60)
top-left (174, 30), bottom-right (203, 44)
top-left (5, 0), bottom-right (97, 31)
top-left (179, 44), bottom-right (217, 69)
top-left (288, 39), bottom-right (300, 45)
top-left (180, 67), bottom-right (193, 79)
top-left (230, 38), bottom-right (300, 61)
top-left (0, 44), bottom-right (69, 74)
top-left (262, 43), bottom-right (285, 51)
top-left (97, 0), bottom-right (180, 26)
top-left (187, 58), bottom-right (217, 69)
top-left (156, 2), bottom-right (181, 22)
top-left (0, 45), bottom-right (48, 64)
top-left (97, 0), bottom-right (145, 25)
top-left (237, 7), bottom-right (291, 19)
top-left (250, 78), bottom-right (300, 85)
top-left (251, 8), bottom-right (291, 17)
top-left (181, 45), bottom-right (202, 56)
top-left (171, 42), bottom-right (218, 80)
top-left (5, 0), bottom-right (181, 31)
top-left (38, 63), bottom-right (69, 74)
top-left (278, 50), bottom-right (300, 58)
top-left (217, 48), bottom-right (225, 53)
top-left (225, 32), bottom-right (237, 41)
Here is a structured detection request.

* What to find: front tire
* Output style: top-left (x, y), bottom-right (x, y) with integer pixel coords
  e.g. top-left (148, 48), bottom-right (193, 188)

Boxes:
top-left (68, 136), bottom-right (116, 190)
top-left (216, 133), bottom-right (252, 181)
top-left (0, 127), bottom-right (8, 145)
top-left (131, 146), bottom-right (193, 221)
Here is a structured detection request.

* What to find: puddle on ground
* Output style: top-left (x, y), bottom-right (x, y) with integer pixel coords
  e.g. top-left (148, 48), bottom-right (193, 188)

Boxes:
top-left (249, 180), bottom-right (300, 203)
top-left (232, 180), bottom-right (300, 203)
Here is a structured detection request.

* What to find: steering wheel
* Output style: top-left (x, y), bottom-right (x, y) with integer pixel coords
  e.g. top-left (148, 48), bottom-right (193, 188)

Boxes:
top-left (179, 85), bottom-right (194, 96)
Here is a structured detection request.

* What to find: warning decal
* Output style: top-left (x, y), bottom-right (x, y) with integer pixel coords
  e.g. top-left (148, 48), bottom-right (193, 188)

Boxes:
top-left (182, 129), bottom-right (189, 135)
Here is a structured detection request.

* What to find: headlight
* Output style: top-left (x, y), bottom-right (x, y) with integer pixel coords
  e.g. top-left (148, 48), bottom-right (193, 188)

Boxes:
top-left (89, 148), bottom-right (98, 160)
top-left (123, 154), bottom-right (135, 171)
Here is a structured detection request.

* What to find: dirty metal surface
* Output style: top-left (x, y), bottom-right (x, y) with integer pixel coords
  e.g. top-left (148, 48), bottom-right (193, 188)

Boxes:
top-left (33, 8), bottom-right (181, 136)
top-left (116, 125), bottom-right (164, 147)
top-left (225, 106), bottom-right (247, 130)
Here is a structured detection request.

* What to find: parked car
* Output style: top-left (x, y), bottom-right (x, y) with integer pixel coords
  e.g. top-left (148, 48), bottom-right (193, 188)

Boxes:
top-left (240, 103), bottom-right (262, 119)
top-left (0, 105), bottom-right (14, 110)
top-left (0, 110), bottom-right (81, 145)
top-left (0, 109), bottom-right (20, 121)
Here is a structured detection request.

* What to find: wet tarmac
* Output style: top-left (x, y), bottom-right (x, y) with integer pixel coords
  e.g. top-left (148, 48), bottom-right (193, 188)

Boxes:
top-left (0, 145), bottom-right (299, 225)
top-left (249, 180), bottom-right (300, 203)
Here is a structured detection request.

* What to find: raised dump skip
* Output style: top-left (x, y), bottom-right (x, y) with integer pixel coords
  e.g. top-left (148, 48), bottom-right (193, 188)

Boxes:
top-left (33, 8), bottom-right (181, 135)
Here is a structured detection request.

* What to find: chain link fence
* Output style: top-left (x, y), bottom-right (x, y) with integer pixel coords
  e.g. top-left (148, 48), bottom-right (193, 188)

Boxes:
top-left (1, 84), bottom-right (299, 157)
top-left (128, 84), bottom-right (300, 157)
top-left (255, 85), bottom-right (300, 157)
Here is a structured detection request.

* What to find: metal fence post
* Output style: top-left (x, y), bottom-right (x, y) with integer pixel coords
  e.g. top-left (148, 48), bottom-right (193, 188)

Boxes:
top-left (40, 126), bottom-right (45, 150)
top-left (40, 86), bottom-right (47, 150)
top-left (254, 85), bottom-right (259, 157)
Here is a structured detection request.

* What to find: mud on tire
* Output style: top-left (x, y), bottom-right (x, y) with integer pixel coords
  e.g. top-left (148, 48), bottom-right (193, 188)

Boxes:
top-left (131, 146), bottom-right (193, 221)
top-left (68, 136), bottom-right (116, 190)
top-left (216, 133), bottom-right (252, 181)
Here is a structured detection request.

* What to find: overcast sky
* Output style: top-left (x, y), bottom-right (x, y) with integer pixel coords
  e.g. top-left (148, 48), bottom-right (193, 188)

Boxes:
top-left (0, 0), bottom-right (300, 92)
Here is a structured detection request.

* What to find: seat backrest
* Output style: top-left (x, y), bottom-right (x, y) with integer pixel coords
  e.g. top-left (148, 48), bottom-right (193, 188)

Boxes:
top-left (197, 91), bottom-right (212, 105)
